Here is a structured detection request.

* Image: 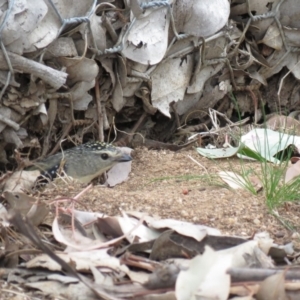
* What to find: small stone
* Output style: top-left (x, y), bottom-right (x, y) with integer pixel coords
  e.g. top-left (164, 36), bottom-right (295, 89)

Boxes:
top-left (292, 232), bottom-right (300, 239)
top-left (253, 218), bottom-right (260, 225)
top-left (227, 218), bottom-right (236, 225)
top-left (182, 188), bottom-right (189, 195)
top-left (181, 210), bottom-right (188, 217)
top-left (274, 231), bottom-right (285, 238)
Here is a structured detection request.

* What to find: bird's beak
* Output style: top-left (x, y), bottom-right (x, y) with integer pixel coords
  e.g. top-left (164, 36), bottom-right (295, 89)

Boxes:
top-left (117, 153), bottom-right (132, 162)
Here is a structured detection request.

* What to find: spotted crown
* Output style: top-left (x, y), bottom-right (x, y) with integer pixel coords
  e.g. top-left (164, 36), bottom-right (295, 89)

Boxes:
top-left (81, 141), bottom-right (115, 151)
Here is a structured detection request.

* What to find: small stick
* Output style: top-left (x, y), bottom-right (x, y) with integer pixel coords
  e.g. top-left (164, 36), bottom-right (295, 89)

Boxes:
top-left (0, 113), bottom-right (19, 131)
top-left (187, 155), bottom-right (210, 177)
top-left (95, 77), bottom-right (104, 142)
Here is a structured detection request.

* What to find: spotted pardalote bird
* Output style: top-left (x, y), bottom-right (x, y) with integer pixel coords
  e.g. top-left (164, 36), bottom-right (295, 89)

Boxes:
top-left (27, 142), bottom-right (132, 184)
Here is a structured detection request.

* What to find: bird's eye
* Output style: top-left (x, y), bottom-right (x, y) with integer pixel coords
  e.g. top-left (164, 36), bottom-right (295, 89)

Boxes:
top-left (101, 153), bottom-right (109, 160)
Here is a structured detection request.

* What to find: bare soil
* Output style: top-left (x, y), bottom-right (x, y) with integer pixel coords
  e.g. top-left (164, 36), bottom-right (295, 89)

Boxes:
top-left (52, 147), bottom-right (300, 249)
top-left (2, 147), bottom-right (300, 299)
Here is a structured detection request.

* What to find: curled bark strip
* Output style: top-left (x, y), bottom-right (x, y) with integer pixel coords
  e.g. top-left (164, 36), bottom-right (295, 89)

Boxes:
top-left (0, 114), bottom-right (19, 131)
top-left (135, 87), bottom-right (157, 115)
top-left (0, 51), bottom-right (68, 89)
top-left (95, 77), bottom-right (104, 142)
top-left (2, 128), bottom-right (23, 148)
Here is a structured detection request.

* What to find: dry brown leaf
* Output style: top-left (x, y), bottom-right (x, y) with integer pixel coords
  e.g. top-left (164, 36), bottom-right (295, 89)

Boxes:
top-left (176, 246), bottom-right (231, 300)
top-left (3, 191), bottom-right (49, 226)
top-left (219, 171), bottom-right (247, 190)
top-left (258, 25), bottom-right (283, 50)
top-left (256, 271), bottom-right (288, 300)
top-left (175, 0), bottom-right (229, 37)
top-left (285, 160), bottom-right (300, 183)
top-left (106, 147), bottom-right (132, 187)
top-left (2, 170), bottom-right (40, 193)
top-left (266, 115), bottom-right (300, 135)
top-left (122, 4), bottom-right (170, 65)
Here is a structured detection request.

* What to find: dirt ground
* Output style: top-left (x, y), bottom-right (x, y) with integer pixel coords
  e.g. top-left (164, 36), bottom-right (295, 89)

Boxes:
top-left (2, 147), bottom-right (300, 299)
top-left (52, 147), bottom-right (300, 249)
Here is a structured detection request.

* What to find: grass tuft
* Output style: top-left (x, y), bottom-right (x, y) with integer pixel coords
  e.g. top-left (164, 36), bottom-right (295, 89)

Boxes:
top-left (223, 93), bottom-right (300, 209)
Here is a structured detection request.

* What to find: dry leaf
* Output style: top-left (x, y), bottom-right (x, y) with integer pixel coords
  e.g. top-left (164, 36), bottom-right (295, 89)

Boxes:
top-left (266, 115), bottom-right (300, 135)
top-left (285, 160), bottom-right (300, 183)
top-left (258, 25), bottom-right (283, 50)
top-left (174, 0), bottom-right (230, 37)
top-left (106, 147), bottom-right (132, 186)
top-left (219, 171), bottom-right (248, 190)
top-left (3, 170), bottom-right (40, 193)
top-left (122, 3), bottom-right (170, 65)
top-left (256, 271), bottom-right (288, 300)
top-left (4, 191), bottom-right (49, 226)
top-left (176, 246), bottom-right (231, 300)
top-left (151, 55), bottom-right (193, 117)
